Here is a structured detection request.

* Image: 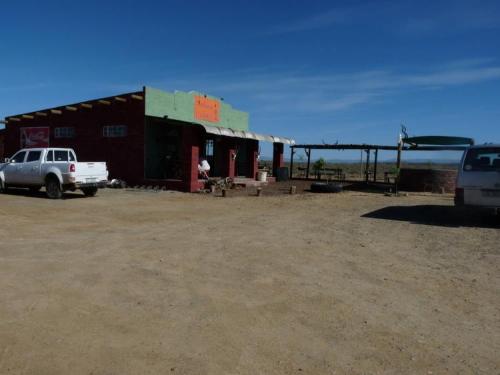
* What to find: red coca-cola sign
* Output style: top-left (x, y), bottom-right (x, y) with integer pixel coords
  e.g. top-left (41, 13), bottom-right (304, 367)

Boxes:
top-left (20, 127), bottom-right (50, 148)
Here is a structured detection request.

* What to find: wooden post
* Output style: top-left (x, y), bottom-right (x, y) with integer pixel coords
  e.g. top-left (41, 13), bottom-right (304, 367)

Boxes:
top-left (306, 148), bottom-right (311, 179)
top-left (359, 150), bottom-right (363, 179)
top-left (373, 149), bottom-right (378, 182)
top-left (365, 149), bottom-right (371, 183)
top-left (396, 135), bottom-right (403, 194)
top-left (289, 147), bottom-right (295, 179)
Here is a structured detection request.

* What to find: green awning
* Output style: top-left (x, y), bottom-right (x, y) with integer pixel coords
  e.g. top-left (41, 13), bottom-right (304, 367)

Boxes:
top-left (404, 136), bottom-right (474, 146)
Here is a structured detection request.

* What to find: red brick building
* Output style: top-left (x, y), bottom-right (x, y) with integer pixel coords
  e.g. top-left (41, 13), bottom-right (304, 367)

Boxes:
top-left (2, 87), bottom-right (293, 192)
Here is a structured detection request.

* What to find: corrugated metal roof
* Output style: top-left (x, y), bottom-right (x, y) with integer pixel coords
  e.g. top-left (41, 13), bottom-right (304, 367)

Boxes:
top-left (200, 124), bottom-right (295, 145)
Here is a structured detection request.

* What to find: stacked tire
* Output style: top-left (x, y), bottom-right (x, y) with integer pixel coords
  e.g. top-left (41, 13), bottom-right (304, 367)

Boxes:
top-left (310, 182), bottom-right (343, 193)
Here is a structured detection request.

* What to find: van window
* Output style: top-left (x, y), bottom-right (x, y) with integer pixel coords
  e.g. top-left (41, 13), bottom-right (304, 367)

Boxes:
top-left (464, 147), bottom-right (500, 171)
top-left (26, 151), bottom-right (42, 162)
top-left (54, 150), bottom-right (69, 162)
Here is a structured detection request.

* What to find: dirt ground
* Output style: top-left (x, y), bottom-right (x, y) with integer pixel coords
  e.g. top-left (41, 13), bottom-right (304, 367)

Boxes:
top-left (0, 187), bottom-right (499, 375)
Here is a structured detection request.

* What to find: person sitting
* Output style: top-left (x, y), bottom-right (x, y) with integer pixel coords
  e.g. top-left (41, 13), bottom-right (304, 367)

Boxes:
top-left (198, 157), bottom-right (210, 179)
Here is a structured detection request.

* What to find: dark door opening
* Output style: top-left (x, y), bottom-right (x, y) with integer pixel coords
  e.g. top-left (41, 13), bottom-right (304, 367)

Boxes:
top-left (145, 118), bottom-right (183, 180)
top-left (203, 136), bottom-right (226, 177)
top-left (236, 139), bottom-right (249, 177)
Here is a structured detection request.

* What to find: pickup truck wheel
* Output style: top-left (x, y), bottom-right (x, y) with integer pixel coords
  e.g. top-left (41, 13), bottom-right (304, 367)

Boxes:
top-left (0, 181), bottom-right (6, 194)
top-left (82, 187), bottom-right (98, 197)
top-left (46, 177), bottom-right (63, 199)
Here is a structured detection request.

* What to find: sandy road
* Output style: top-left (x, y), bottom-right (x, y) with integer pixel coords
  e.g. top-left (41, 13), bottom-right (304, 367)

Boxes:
top-left (0, 188), bottom-right (499, 374)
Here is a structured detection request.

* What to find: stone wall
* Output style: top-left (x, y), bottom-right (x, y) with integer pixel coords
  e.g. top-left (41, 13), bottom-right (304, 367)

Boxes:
top-left (399, 168), bottom-right (457, 193)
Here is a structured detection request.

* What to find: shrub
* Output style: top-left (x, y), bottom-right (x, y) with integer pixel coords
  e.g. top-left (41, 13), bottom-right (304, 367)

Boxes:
top-left (312, 158), bottom-right (326, 173)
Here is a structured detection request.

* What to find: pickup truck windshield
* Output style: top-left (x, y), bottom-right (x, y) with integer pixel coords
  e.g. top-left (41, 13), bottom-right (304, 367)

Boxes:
top-left (464, 147), bottom-right (500, 171)
top-left (11, 151), bottom-right (27, 163)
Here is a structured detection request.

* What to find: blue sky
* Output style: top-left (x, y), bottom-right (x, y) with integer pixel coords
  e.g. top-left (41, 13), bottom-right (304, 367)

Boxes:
top-left (1, 0), bottom-right (499, 160)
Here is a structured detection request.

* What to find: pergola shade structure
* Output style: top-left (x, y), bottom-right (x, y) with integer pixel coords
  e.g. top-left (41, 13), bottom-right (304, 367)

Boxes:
top-left (290, 135), bottom-right (474, 183)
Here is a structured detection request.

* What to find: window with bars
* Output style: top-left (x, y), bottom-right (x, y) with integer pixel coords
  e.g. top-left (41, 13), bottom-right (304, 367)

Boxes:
top-left (54, 127), bottom-right (75, 138)
top-left (103, 125), bottom-right (127, 138)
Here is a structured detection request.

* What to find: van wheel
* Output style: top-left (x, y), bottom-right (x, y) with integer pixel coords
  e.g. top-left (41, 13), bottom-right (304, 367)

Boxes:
top-left (82, 187), bottom-right (98, 197)
top-left (46, 177), bottom-right (62, 199)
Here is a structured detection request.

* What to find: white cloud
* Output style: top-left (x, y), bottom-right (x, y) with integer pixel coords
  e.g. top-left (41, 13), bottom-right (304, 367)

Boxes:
top-left (403, 1), bottom-right (500, 35)
top-left (267, 1), bottom-right (500, 36)
top-left (94, 58), bottom-right (500, 116)
top-left (268, 8), bottom-right (354, 34)
top-left (177, 59), bottom-right (500, 114)
top-left (296, 93), bottom-right (378, 113)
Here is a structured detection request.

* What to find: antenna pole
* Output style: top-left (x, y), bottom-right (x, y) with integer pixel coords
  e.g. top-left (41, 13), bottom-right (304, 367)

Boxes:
top-left (395, 125), bottom-right (404, 194)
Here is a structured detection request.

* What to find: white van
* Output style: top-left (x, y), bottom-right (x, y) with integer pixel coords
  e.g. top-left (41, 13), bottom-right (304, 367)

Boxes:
top-left (455, 144), bottom-right (500, 213)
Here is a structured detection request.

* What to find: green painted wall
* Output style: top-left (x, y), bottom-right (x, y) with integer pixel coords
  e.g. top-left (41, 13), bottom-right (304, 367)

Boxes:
top-left (144, 86), bottom-right (249, 131)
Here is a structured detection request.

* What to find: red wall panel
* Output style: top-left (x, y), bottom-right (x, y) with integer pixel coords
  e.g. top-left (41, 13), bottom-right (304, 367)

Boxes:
top-left (0, 130), bottom-right (4, 160)
top-left (4, 99), bottom-right (145, 185)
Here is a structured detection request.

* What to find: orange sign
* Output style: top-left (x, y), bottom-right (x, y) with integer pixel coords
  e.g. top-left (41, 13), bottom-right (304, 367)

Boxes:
top-left (194, 95), bottom-right (220, 123)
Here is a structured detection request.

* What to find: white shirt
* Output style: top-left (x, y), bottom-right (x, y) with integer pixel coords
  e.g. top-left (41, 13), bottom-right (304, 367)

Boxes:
top-left (198, 160), bottom-right (210, 172)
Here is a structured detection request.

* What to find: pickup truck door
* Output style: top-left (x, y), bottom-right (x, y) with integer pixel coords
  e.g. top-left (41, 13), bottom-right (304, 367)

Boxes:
top-left (21, 150), bottom-right (44, 185)
top-left (3, 151), bottom-right (27, 185)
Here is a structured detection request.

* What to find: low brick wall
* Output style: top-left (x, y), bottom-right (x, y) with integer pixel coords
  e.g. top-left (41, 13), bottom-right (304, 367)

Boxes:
top-left (399, 168), bottom-right (457, 193)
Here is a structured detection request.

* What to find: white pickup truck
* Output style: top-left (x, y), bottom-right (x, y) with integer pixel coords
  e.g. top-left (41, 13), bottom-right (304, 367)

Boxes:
top-left (0, 148), bottom-right (108, 199)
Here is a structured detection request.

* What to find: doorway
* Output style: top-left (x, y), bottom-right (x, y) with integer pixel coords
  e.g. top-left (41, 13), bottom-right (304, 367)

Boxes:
top-left (145, 118), bottom-right (183, 180)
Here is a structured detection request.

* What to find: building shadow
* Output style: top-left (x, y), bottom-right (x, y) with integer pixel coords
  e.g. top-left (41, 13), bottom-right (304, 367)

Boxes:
top-left (362, 205), bottom-right (500, 229)
top-left (3, 188), bottom-right (86, 200)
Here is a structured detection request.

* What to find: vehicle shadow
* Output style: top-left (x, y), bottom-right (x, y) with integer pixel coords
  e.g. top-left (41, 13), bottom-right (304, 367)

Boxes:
top-left (362, 205), bottom-right (500, 229)
top-left (3, 188), bottom-right (86, 200)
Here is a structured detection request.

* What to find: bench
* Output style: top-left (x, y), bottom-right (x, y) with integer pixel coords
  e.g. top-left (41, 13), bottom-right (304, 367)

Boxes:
top-left (384, 172), bottom-right (397, 184)
top-left (316, 168), bottom-right (345, 181)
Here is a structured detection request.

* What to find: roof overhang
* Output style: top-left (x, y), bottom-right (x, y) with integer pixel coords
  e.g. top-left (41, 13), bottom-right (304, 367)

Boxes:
top-left (404, 136), bottom-right (474, 146)
top-left (200, 124), bottom-right (295, 145)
